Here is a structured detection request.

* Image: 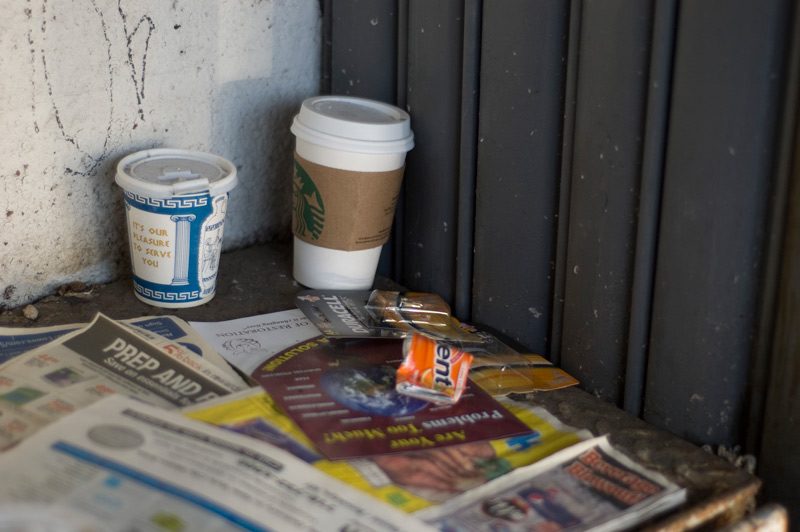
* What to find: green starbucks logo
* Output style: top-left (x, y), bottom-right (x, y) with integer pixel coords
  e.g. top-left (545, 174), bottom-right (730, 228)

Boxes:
top-left (293, 160), bottom-right (325, 239)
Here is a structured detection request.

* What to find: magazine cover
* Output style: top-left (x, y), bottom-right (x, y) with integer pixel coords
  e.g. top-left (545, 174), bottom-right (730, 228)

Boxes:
top-left (251, 335), bottom-right (534, 460)
top-left (184, 388), bottom-right (592, 513)
top-left (414, 435), bottom-right (687, 532)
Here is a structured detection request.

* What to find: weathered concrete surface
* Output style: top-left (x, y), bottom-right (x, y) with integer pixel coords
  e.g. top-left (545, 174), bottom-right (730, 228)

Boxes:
top-left (0, 0), bottom-right (321, 309)
top-left (0, 241), bottom-right (404, 327)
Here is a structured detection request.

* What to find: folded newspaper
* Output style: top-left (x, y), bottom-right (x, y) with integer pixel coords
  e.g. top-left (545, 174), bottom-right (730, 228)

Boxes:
top-left (183, 387), bottom-right (592, 513)
top-left (0, 393), bottom-right (436, 532)
top-left (0, 313), bottom-right (247, 450)
top-left (0, 314), bottom-right (247, 385)
top-left (413, 435), bottom-right (687, 532)
top-left (0, 310), bottom-right (686, 530)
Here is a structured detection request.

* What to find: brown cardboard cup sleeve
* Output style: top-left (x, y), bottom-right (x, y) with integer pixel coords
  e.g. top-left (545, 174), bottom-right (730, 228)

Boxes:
top-left (292, 152), bottom-right (404, 252)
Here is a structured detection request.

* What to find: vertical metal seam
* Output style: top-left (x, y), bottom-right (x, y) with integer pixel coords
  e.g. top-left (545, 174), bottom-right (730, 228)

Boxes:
top-left (396, 0), bottom-right (408, 109)
top-left (622, 0), bottom-right (679, 417)
top-left (454, 0), bottom-right (482, 321)
top-left (550, 0), bottom-right (582, 366)
top-left (321, 0), bottom-right (333, 94)
top-left (745, 0), bottom-right (800, 454)
top-left (393, 0), bottom-right (408, 281)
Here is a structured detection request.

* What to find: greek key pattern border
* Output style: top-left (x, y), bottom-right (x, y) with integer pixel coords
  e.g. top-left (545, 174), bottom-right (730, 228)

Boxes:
top-left (125, 191), bottom-right (208, 209)
top-left (134, 283), bottom-right (200, 302)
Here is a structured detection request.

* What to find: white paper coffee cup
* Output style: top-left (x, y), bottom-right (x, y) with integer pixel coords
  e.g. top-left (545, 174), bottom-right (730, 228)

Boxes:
top-left (290, 96), bottom-right (414, 289)
top-left (115, 148), bottom-right (237, 308)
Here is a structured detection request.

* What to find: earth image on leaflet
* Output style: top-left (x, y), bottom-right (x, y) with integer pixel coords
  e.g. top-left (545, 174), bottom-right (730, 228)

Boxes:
top-left (320, 365), bottom-right (429, 416)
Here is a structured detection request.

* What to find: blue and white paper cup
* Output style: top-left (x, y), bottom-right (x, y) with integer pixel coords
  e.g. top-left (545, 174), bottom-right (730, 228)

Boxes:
top-left (115, 149), bottom-right (237, 308)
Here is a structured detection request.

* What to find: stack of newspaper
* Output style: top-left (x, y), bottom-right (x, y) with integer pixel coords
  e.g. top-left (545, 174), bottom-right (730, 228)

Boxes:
top-left (0, 311), bottom-right (687, 531)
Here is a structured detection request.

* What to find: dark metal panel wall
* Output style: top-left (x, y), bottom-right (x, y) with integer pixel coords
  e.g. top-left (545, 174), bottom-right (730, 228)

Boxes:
top-left (752, 2), bottom-right (800, 516)
top-left (453, 0), bottom-right (482, 321)
top-left (471, 1), bottom-right (569, 355)
top-left (326, 0), bottom-right (796, 454)
top-left (399, 2), bottom-right (465, 305)
top-left (328, 0), bottom-right (397, 101)
top-left (325, 0), bottom-right (800, 517)
top-left (643, 0), bottom-right (792, 446)
top-left (558, 1), bottom-right (654, 405)
top-left (759, 121), bottom-right (800, 519)
top-left (622, 0), bottom-right (678, 418)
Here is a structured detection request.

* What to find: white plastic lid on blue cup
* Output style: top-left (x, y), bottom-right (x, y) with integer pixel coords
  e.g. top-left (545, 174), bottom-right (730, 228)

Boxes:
top-left (115, 148), bottom-right (237, 199)
top-left (290, 96), bottom-right (414, 154)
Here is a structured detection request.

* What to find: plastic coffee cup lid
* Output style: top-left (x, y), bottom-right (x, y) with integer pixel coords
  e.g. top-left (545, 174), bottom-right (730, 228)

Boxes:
top-left (115, 148), bottom-right (237, 199)
top-left (291, 95), bottom-right (414, 154)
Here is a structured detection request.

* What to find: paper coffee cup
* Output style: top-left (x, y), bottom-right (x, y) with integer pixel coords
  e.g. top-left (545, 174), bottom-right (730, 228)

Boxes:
top-left (290, 96), bottom-right (414, 289)
top-left (115, 148), bottom-right (237, 308)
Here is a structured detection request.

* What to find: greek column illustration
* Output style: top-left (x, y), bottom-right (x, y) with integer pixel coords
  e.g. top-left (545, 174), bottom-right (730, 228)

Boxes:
top-left (125, 203), bottom-right (136, 276)
top-left (170, 214), bottom-right (195, 285)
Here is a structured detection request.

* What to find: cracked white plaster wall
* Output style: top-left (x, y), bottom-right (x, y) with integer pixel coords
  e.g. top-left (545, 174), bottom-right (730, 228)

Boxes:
top-left (0, 0), bottom-right (321, 308)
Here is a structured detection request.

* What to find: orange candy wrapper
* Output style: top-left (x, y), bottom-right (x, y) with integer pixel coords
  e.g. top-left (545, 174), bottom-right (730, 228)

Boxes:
top-left (395, 333), bottom-right (474, 405)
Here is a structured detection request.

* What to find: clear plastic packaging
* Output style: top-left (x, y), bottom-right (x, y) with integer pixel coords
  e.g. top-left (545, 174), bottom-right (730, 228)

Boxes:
top-left (366, 291), bottom-right (452, 329)
top-left (468, 351), bottom-right (579, 396)
top-left (364, 290), bottom-right (479, 343)
top-left (295, 289), bottom-right (579, 396)
top-left (395, 333), bottom-right (473, 405)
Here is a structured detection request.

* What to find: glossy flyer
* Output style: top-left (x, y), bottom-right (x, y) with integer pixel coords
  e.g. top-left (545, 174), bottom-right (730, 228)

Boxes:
top-left (251, 336), bottom-right (533, 460)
